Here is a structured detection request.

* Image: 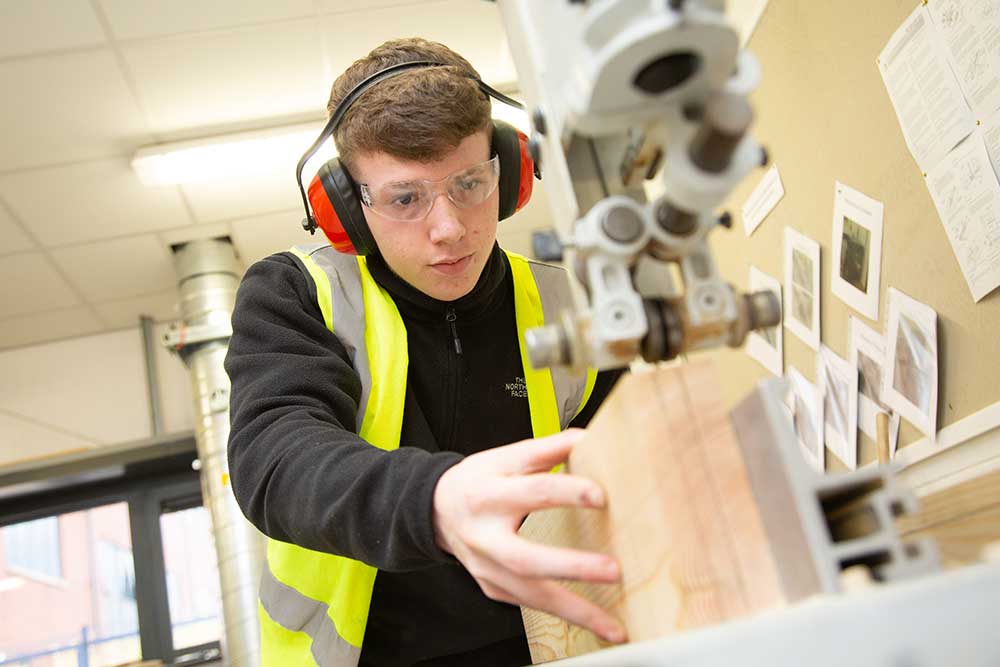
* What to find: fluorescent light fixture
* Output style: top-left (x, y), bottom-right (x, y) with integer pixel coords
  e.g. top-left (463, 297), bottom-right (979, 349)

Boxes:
top-left (132, 121), bottom-right (336, 187)
top-left (133, 102), bottom-right (531, 187)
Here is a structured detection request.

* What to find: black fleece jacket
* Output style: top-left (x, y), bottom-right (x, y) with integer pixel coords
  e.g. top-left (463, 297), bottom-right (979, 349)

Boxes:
top-left (225, 243), bottom-right (622, 666)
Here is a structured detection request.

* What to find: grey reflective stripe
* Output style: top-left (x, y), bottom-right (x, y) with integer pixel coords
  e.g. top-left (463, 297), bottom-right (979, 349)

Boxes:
top-left (526, 260), bottom-right (589, 428)
top-left (260, 560), bottom-right (361, 667)
top-left (293, 244), bottom-right (373, 432)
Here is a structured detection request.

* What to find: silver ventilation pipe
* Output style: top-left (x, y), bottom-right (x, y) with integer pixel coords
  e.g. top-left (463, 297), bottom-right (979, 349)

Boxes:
top-left (165, 237), bottom-right (264, 667)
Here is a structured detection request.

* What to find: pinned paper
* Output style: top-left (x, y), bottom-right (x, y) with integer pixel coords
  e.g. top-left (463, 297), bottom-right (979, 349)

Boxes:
top-left (783, 227), bottom-right (821, 350)
top-left (883, 288), bottom-right (939, 440)
top-left (742, 165), bottom-right (784, 236)
top-left (745, 266), bottom-right (783, 376)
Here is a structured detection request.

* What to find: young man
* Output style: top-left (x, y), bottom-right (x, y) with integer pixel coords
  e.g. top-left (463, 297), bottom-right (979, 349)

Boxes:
top-left (226, 38), bottom-right (626, 667)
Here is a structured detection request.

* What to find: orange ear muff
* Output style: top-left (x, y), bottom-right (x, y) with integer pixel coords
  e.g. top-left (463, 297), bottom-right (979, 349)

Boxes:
top-left (307, 158), bottom-right (377, 256)
top-left (492, 120), bottom-right (537, 221)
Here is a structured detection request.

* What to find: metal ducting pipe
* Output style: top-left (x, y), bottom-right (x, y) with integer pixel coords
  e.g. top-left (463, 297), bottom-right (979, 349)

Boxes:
top-left (166, 238), bottom-right (264, 667)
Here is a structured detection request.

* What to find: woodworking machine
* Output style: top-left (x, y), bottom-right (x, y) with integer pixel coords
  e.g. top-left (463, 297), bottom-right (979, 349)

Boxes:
top-left (494, 1), bottom-right (1000, 664)
top-left (496, 0), bottom-right (780, 372)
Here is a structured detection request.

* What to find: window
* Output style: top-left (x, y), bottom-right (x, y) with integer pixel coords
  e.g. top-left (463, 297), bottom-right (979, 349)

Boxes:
top-left (161, 506), bottom-right (222, 653)
top-left (2, 516), bottom-right (62, 581)
top-left (0, 439), bottom-right (221, 665)
top-left (0, 503), bottom-right (141, 667)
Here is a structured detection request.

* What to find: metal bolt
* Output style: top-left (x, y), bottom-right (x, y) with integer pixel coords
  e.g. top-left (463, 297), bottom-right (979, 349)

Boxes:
top-left (527, 136), bottom-right (543, 170)
top-left (602, 205), bottom-right (644, 243)
top-left (532, 109), bottom-right (547, 136)
top-left (760, 146), bottom-right (770, 167)
top-left (718, 211), bottom-right (733, 229)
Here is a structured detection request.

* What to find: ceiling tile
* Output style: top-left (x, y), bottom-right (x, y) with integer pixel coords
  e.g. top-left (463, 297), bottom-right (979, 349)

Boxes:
top-left (0, 411), bottom-right (96, 468)
top-left (93, 290), bottom-right (180, 330)
top-left (179, 164), bottom-right (303, 223)
top-left (0, 0), bottom-right (106, 59)
top-left (0, 306), bottom-right (103, 352)
top-left (0, 252), bottom-right (81, 318)
top-left (318, 2), bottom-right (512, 85)
top-left (0, 202), bottom-right (35, 256)
top-left (98, 0), bottom-right (314, 40)
top-left (0, 49), bottom-right (153, 171)
top-left (48, 235), bottom-right (177, 302)
top-left (121, 20), bottom-right (327, 136)
top-left (230, 209), bottom-right (314, 265)
top-left (0, 328), bottom-right (150, 444)
top-left (0, 158), bottom-right (193, 248)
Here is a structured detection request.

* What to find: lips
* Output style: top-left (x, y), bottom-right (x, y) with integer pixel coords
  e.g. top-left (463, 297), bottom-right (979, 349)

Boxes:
top-left (430, 254), bottom-right (473, 276)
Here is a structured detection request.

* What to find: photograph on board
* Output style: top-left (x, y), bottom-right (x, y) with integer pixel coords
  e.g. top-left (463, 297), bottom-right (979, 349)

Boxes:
top-left (784, 228), bottom-right (821, 349)
top-left (840, 216), bottom-right (870, 292)
top-left (848, 317), bottom-right (902, 456)
top-left (884, 288), bottom-right (939, 439)
top-left (858, 349), bottom-right (884, 407)
top-left (893, 313), bottom-right (934, 415)
top-left (788, 367), bottom-right (824, 473)
top-left (831, 183), bottom-right (884, 321)
top-left (818, 344), bottom-right (858, 469)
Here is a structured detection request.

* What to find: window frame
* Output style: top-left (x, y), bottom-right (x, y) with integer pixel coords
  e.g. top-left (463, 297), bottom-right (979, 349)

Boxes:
top-left (0, 434), bottom-right (223, 665)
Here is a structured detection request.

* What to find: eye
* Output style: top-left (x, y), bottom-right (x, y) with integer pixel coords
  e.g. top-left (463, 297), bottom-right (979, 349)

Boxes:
top-left (387, 190), bottom-right (422, 208)
top-left (457, 177), bottom-right (483, 191)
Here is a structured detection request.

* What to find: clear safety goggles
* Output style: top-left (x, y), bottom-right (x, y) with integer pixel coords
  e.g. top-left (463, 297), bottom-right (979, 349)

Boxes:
top-left (358, 155), bottom-right (500, 222)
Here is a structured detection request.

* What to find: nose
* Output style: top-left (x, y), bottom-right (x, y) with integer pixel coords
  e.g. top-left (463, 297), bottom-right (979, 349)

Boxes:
top-left (426, 192), bottom-right (466, 245)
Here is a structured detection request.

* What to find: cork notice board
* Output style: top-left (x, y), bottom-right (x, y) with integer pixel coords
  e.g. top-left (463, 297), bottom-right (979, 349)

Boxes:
top-left (705, 0), bottom-right (1000, 470)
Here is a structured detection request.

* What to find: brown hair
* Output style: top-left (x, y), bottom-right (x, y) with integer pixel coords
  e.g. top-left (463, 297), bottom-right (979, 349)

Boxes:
top-left (327, 38), bottom-right (492, 170)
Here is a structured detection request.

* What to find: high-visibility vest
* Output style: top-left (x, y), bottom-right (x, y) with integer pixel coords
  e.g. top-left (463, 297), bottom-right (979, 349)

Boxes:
top-left (257, 244), bottom-right (597, 666)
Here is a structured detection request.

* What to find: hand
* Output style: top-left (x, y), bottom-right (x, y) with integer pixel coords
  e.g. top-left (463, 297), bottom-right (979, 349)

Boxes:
top-left (432, 428), bottom-right (627, 644)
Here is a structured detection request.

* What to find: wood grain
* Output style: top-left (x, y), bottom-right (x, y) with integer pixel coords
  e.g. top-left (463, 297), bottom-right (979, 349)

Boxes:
top-left (519, 361), bottom-right (792, 662)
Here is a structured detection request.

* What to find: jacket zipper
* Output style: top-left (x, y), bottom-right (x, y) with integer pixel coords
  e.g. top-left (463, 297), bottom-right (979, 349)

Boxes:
top-left (445, 307), bottom-right (463, 355)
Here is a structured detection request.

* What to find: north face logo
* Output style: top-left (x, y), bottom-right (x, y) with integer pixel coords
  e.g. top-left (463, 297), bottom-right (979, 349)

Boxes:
top-left (505, 376), bottom-right (527, 398)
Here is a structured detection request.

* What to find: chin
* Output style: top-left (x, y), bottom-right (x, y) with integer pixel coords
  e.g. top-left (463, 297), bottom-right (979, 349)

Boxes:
top-left (431, 280), bottom-right (475, 302)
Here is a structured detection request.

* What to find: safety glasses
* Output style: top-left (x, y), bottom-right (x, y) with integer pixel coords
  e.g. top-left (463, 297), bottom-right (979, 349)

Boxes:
top-left (358, 155), bottom-right (500, 222)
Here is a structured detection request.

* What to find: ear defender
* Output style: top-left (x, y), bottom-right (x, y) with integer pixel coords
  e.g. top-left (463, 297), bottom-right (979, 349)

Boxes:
top-left (296, 60), bottom-right (540, 255)
top-left (491, 120), bottom-right (536, 221)
top-left (306, 158), bottom-right (377, 256)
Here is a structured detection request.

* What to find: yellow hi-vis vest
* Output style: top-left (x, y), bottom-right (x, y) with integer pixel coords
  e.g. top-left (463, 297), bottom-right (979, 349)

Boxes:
top-left (257, 244), bottom-right (597, 666)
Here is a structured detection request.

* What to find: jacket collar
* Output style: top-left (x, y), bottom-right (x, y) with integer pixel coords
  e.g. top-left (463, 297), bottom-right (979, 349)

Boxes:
top-left (365, 243), bottom-right (510, 322)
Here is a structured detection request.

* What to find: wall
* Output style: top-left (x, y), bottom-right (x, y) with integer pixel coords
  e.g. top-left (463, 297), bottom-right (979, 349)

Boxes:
top-left (704, 0), bottom-right (1000, 471)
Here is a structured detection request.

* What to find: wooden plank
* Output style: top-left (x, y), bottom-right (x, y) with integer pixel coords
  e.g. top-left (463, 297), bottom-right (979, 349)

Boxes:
top-left (903, 505), bottom-right (1000, 569)
top-left (898, 469), bottom-right (1000, 533)
top-left (519, 361), bottom-right (794, 662)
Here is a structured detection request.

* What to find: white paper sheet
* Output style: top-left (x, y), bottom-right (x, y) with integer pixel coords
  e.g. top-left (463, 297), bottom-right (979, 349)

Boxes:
top-left (745, 266), bottom-right (783, 376)
top-left (831, 182), bottom-right (884, 321)
top-left (783, 227), bottom-right (821, 350)
top-left (926, 0), bottom-right (1000, 117)
top-left (788, 366), bottom-right (824, 473)
top-left (742, 165), bottom-right (784, 236)
top-left (817, 345), bottom-right (858, 470)
top-left (981, 107), bottom-right (1000, 177)
top-left (878, 5), bottom-right (975, 173)
top-left (883, 288), bottom-right (938, 440)
top-left (847, 317), bottom-right (902, 457)
top-left (925, 130), bottom-right (1000, 301)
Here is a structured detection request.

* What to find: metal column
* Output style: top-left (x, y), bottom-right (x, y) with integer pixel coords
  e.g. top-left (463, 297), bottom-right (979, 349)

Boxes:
top-left (165, 238), bottom-right (264, 667)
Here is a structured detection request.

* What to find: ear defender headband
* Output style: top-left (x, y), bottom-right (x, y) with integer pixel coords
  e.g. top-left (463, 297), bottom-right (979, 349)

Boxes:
top-left (295, 60), bottom-right (538, 255)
